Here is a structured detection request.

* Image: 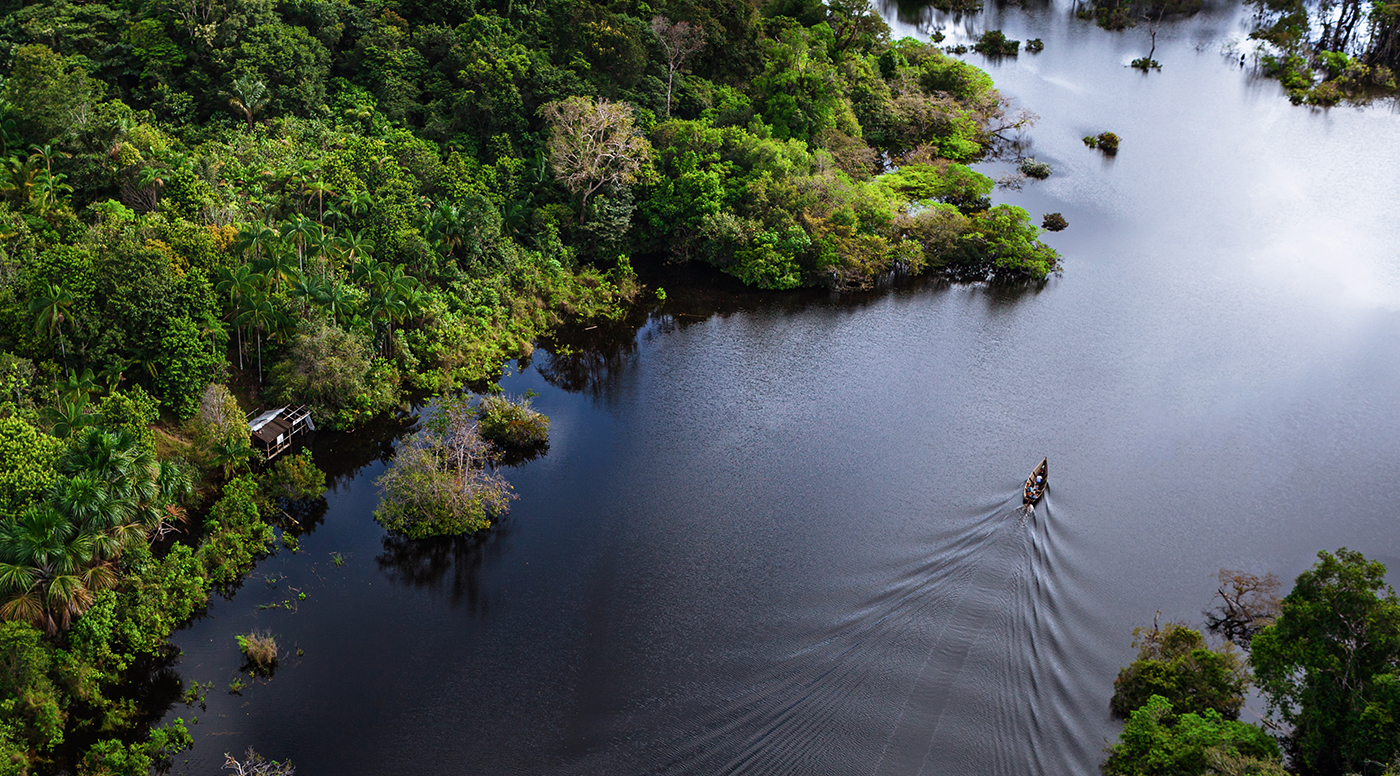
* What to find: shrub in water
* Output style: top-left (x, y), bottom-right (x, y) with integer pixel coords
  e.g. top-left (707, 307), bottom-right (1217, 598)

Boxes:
top-left (476, 394), bottom-right (550, 449)
top-left (236, 631), bottom-right (278, 670)
top-left (374, 399), bottom-right (516, 538)
top-left (1042, 213), bottom-right (1068, 232)
top-left (1018, 158), bottom-right (1052, 180)
top-left (972, 29), bottom-right (1020, 56)
top-left (1096, 131), bottom-right (1121, 153)
top-left (1082, 135), bottom-right (1099, 148)
top-left (1025, 38), bottom-right (1045, 52)
top-left (1131, 56), bottom-right (1161, 70)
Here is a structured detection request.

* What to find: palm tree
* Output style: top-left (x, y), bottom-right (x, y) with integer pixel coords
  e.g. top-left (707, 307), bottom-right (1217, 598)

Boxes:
top-left (135, 166), bottom-right (165, 211)
top-left (41, 393), bottom-right (104, 439)
top-left (424, 202), bottom-right (467, 257)
top-left (1, 156), bottom-right (41, 207)
top-left (227, 74), bottom-right (270, 132)
top-left (232, 222), bottom-right (279, 263)
top-left (0, 503), bottom-right (116, 635)
top-left (304, 179), bottom-right (335, 223)
top-left (29, 281), bottom-right (73, 365)
top-left (338, 190), bottom-right (372, 220)
top-left (337, 230), bottom-right (374, 267)
top-left (56, 368), bottom-right (98, 404)
top-left (211, 439), bottom-right (255, 481)
top-left (215, 264), bottom-right (260, 370)
top-left (194, 310), bottom-right (229, 358)
top-left (315, 281), bottom-right (356, 326)
top-left (280, 214), bottom-right (319, 274)
top-left (236, 291), bottom-right (278, 384)
top-left (253, 247), bottom-right (300, 293)
top-left (288, 273), bottom-right (327, 315)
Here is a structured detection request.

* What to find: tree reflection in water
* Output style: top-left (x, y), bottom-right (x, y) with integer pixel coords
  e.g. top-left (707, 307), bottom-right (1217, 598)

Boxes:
top-left (375, 520), bottom-right (512, 612)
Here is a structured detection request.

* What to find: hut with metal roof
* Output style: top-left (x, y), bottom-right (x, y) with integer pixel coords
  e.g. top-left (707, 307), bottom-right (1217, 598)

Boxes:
top-left (248, 405), bottom-right (314, 460)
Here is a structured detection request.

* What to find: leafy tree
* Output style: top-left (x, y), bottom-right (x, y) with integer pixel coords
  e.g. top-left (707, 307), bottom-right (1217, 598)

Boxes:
top-left (652, 17), bottom-right (708, 117)
top-left (1252, 548), bottom-right (1400, 775)
top-left (0, 417), bottom-right (62, 521)
top-left (1, 45), bottom-right (100, 143)
top-left (1111, 621), bottom-right (1249, 720)
top-left (268, 319), bottom-right (399, 430)
top-left (1102, 695), bottom-right (1282, 776)
top-left (153, 316), bottom-right (224, 419)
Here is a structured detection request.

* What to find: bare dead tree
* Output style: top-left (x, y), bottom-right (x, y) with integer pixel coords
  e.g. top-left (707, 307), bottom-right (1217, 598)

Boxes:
top-left (650, 16), bottom-right (707, 117)
top-left (224, 748), bottom-right (295, 776)
top-left (1205, 569), bottom-right (1282, 648)
top-left (540, 96), bottom-right (651, 218)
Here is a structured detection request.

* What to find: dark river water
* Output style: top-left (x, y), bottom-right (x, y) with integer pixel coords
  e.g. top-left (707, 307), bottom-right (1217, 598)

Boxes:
top-left (162, 2), bottom-right (1400, 774)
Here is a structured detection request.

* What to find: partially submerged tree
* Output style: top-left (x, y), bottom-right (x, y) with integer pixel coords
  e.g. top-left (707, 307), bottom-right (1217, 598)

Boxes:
top-left (1205, 569), bottom-right (1282, 648)
top-left (374, 399), bottom-right (515, 539)
top-left (1111, 620), bottom-right (1250, 720)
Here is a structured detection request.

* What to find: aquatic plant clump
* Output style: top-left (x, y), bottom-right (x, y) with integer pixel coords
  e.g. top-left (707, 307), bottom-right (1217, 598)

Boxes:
top-left (1042, 213), bottom-right (1069, 232)
top-left (1085, 132), bottom-right (1121, 153)
top-left (476, 394), bottom-right (550, 449)
top-left (1025, 38), bottom-right (1045, 52)
top-left (973, 29), bottom-right (1021, 56)
top-left (236, 631), bottom-right (278, 670)
top-left (1131, 56), bottom-right (1162, 70)
top-left (1019, 158), bottom-right (1052, 179)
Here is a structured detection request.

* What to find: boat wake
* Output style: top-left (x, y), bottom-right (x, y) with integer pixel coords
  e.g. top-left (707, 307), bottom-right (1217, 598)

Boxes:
top-left (642, 494), bottom-right (1100, 776)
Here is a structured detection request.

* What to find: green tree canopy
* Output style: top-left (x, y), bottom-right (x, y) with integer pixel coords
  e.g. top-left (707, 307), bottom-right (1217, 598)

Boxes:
top-left (1251, 548), bottom-right (1400, 775)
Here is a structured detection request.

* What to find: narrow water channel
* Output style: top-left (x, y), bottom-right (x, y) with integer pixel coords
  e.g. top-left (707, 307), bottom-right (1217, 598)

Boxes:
top-left (165, 2), bottom-right (1400, 773)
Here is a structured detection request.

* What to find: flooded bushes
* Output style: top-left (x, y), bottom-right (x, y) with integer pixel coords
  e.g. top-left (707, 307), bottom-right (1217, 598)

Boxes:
top-left (476, 394), bottom-right (550, 450)
top-left (1042, 213), bottom-right (1068, 232)
top-left (1084, 132), bottom-right (1121, 153)
top-left (237, 631), bottom-right (278, 671)
top-left (973, 30), bottom-right (1021, 56)
top-left (1018, 158), bottom-right (1052, 179)
top-left (374, 400), bottom-right (515, 539)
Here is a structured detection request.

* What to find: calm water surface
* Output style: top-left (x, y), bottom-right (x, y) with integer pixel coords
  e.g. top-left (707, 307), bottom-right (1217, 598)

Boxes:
top-left (164, 3), bottom-right (1400, 773)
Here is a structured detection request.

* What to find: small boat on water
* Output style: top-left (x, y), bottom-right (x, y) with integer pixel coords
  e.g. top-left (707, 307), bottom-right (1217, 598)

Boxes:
top-left (1023, 458), bottom-right (1048, 505)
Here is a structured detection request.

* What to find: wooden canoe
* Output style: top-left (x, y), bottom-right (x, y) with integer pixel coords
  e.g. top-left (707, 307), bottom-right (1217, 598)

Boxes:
top-left (1023, 458), bottom-right (1048, 505)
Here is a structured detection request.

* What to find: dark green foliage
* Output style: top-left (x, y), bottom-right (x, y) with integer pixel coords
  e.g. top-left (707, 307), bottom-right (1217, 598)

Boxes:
top-left (197, 476), bottom-right (275, 587)
top-left (1102, 695), bottom-right (1283, 776)
top-left (476, 394), bottom-right (550, 449)
top-left (1111, 622), bottom-right (1249, 720)
top-left (1251, 549), bottom-right (1400, 775)
top-left (1025, 38), bottom-right (1045, 52)
top-left (972, 30), bottom-right (1021, 56)
top-left (259, 449), bottom-right (327, 505)
top-left (1096, 131), bottom-right (1121, 153)
top-left (1042, 212), bottom-right (1068, 231)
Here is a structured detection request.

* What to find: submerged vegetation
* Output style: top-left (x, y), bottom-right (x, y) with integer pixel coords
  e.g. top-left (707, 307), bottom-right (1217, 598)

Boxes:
top-left (476, 394), bottom-right (550, 450)
top-left (375, 399), bottom-right (515, 539)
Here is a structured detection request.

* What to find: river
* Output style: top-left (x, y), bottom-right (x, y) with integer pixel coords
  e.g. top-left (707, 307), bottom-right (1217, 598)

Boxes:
top-left (163, 2), bottom-right (1400, 773)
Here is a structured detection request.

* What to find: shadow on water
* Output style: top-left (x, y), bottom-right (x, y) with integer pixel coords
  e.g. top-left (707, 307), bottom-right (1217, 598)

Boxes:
top-left (648, 489), bottom-right (1100, 776)
top-left (539, 259), bottom-right (1052, 400)
top-left (375, 519), bottom-right (514, 611)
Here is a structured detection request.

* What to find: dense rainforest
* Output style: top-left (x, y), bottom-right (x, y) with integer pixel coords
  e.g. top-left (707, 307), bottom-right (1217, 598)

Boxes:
top-left (0, 0), bottom-right (1062, 770)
